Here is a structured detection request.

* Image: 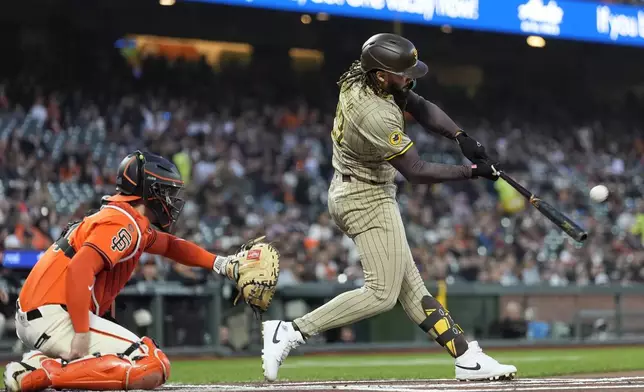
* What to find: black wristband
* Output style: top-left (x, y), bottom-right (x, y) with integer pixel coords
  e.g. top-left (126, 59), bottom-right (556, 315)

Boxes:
top-left (470, 164), bottom-right (479, 178)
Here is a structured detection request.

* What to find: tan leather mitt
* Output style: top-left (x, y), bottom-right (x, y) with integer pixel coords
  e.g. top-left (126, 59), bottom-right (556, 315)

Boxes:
top-left (227, 237), bottom-right (280, 316)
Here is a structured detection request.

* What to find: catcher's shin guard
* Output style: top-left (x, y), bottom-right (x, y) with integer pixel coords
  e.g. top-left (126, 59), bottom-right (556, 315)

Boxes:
top-left (419, 296), bottom-right (468, 358)
top-left (43, 337), bottom-right (170, 390)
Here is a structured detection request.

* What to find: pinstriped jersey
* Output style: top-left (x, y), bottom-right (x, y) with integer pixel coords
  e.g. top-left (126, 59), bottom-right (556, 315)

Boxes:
top-left (331, 81), bottom-right (413, 184)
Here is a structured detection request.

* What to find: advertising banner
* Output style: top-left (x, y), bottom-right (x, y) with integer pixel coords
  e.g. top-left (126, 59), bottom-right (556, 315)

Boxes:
top-left (2, 250), bottom-right (45, 269)
top-left (187, 0), bottom-right (644, 47)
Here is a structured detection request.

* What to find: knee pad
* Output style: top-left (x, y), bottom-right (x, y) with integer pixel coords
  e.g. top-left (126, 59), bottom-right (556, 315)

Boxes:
top-left (125, 354), bottom-right (166, 390)
top-left (132, 337), bottom-right (171, 386)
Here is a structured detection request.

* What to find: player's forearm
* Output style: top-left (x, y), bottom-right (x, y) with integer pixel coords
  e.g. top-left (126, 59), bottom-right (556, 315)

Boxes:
top-left (66, 247), bottom-right (104, 333)
top-left (150, 231), bottom-right (216, 270)
top-left (405, 160), bottom-right (472, 184)
top-left (389, 144), bottom-right (471, 184)
top-left (405, 92), bottom-right (460, 139)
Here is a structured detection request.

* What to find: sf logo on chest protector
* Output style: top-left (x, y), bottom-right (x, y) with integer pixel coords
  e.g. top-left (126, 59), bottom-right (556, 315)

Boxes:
top-left (111, 228), bottom-right (133, 252)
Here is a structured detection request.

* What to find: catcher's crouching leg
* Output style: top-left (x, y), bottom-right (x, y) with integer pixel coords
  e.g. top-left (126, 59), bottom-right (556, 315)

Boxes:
top-left (123, 336), bottom-right (171, 389)
top-left (4, 351), bottom-right (53, 392)
top-left (45, 336), bottom-right (170, 391)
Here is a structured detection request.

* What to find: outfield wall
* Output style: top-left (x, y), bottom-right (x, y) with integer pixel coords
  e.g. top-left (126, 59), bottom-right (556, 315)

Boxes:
top-left (2, 282), bottom-right (643, 360)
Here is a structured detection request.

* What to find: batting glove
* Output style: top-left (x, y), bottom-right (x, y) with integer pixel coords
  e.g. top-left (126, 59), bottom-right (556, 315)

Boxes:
top-left (456, 131), bottom-right (490, 163)
top-left (471, 161), bottom-right (501, 181)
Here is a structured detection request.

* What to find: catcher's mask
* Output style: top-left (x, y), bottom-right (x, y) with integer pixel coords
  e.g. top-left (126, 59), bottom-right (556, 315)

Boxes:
top-left (107, 150), bottom-right (185, 233)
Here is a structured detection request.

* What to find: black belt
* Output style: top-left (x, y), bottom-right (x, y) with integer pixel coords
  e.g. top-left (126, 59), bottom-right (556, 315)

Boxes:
top-left (54, 236), bottom-right (76, 259)
top-left (341, 174), bottom-right (387, 186)
top-left (21, 304), bottom-right (67, 321)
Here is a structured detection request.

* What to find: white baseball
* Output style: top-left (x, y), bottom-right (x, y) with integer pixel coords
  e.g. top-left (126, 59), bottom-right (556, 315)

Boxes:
top-left (589, 185), bottom-right (609, 203)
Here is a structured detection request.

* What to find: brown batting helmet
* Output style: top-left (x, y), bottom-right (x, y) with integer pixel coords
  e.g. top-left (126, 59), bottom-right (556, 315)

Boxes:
top-left (360, 33), bottom-right (428, 79)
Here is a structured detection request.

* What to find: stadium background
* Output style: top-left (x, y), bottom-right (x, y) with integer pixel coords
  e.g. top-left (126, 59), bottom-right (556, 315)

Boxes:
top-left (0, 0), bottom-right (642, 361)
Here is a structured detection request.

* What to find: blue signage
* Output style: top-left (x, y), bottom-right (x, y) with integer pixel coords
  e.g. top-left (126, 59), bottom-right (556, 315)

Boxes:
top-left (186, 0), bottom-right (644, 47)
top-left (2, 250), bottom-right (45, 269)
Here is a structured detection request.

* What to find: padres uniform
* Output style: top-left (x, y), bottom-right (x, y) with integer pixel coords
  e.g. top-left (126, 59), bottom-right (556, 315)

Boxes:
top-left (263, 33), bottom-right (516, 383)
top-left (293, 80), bottom-right (430, 333)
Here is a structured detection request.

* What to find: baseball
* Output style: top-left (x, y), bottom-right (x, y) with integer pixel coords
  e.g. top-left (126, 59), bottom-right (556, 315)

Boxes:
top-left (589, 185), bottom-right (609, 203)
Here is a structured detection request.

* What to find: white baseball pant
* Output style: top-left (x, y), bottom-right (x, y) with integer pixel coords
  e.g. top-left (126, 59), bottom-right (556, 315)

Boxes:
top-left (15, 301), bottom-right (144, 358)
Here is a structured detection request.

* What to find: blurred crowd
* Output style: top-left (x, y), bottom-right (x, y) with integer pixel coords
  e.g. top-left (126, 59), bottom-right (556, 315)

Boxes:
top-left (0, 47), bottom-right (642, 312)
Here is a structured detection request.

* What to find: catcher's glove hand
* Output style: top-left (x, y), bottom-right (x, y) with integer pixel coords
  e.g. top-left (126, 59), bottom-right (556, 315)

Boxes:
top-left (227, 238), bottom-right (280, 317)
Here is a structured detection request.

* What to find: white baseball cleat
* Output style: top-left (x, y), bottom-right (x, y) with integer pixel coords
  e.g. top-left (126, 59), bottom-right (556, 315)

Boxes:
top-left (455, 341), bottom-right (517, 381)
top-left (261, 320), bottom-right (305, 382)
top-left (4, 361), bottom-right (29, 392)
top-left (4, 350), bottom-right (52, 392)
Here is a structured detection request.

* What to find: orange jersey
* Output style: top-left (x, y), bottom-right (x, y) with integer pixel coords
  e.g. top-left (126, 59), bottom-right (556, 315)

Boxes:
top-left (19, 201), bottom-right (153, 315)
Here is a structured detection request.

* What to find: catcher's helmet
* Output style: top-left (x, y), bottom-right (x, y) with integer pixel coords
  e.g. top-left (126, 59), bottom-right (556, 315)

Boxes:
top-left (360, 33), bottom-right (428, 79)
top-left (106, 151), bottom-right (185, 233)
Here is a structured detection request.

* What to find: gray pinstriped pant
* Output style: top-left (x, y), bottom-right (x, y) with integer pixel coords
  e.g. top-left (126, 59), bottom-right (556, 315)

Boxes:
top-left (294, 172), bottom-right (431, 336)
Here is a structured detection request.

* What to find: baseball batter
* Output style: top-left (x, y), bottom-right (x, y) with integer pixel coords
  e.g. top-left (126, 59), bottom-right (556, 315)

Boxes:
top-left (3, 151), bottom-right (273, 392)
top-left (262, 34), bottom-right (516, 382)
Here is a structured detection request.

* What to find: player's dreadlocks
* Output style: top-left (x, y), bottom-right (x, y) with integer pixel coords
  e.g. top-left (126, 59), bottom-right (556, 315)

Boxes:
top-left (337, 60), bottom-right (386, 96)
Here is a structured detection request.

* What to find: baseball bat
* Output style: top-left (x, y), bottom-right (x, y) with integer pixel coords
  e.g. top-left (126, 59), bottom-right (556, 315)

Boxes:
top-left (497, 171), bottom-right (588, 243)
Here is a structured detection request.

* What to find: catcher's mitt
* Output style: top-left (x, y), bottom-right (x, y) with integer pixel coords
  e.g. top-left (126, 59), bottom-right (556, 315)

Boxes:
top-left (230, 238), bottom-right (280, 317)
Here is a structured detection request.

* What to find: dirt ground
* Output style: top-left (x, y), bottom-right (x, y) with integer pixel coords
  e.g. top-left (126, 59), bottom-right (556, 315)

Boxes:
top-left (24, 371), bottom-right (644, 391)
top-left (144, 372), bottom-right (644, 392)
top-left (562, 370), bottom-right (644, 378)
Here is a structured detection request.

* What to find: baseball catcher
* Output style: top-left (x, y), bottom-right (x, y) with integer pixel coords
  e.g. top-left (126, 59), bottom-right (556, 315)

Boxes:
top-left (4, 151), bottom-right (278, 392)
top-left (261, 33), bottom-right (515, 382)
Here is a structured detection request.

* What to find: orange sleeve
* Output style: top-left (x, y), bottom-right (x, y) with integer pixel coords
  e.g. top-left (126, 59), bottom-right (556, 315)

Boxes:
top-left (83, 220), bottom-right (139, 269)
top-left (146, 231), bottom-right (216, 270)
top-left (66, 246), bottom-right (105, 333)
